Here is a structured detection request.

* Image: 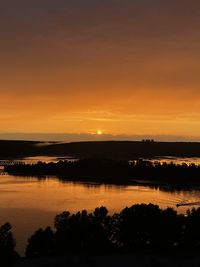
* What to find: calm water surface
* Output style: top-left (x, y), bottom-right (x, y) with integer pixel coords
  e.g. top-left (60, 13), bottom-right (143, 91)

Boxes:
top-left (147, 156), bottom-right (200, 165)
top-left (2, 155), bottom-right (200, 165)
top-left (0, 155), bottom-right (76, 165)
top-left (0, 173), bottom-right (200, 255)
top-left (1, 156), bottom-right (200, 255)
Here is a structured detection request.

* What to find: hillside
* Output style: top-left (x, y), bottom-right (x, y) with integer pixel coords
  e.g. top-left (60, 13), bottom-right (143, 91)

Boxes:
top-left (1, 140), bottom-right (200, 159)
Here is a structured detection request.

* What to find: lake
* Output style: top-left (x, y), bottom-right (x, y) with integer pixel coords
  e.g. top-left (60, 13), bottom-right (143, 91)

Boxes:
top-left (2, 155), bottom-right (200, 166)
top-left (0, 173), bottom-right (200, 255)
top-left (1, 156), bottom-right (200, 255)
top-left (147, 156), bottom-right (200, 165)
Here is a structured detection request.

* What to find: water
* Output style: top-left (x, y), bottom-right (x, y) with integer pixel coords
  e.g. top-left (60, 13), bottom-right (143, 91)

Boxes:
top-left (0, 173), bottom-right (200, 255)
top-left (0, 155), bottom-right (76, 165)
top-left (1, 155), bottom-right (200, 166)
top-left (147, 156), bottom-right (200, 165)
top-left (1, 156), bottom-right (200, 255)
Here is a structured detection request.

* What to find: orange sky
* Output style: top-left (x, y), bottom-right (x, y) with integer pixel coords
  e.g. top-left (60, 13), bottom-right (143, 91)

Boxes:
top-left (1, 0), bottom-right (200, 139)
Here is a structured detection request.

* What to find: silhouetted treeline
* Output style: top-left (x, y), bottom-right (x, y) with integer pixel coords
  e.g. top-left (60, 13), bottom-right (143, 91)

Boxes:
top-left (3, 140), bottom-right (200, 159)
top-left (0, 223), bottom-right (18, 266)
top-left (5, 159), bottom-right (200, 186)
top-left (3, 204), bottom-right (200, 261)
top-left (25, 204), bottom-right (200, 258)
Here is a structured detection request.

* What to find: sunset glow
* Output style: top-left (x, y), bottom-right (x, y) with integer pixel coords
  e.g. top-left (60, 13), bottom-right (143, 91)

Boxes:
top-left (0, 1), bottom-right (200, 140)
top-left (1, 2), bottom-right (200, 260)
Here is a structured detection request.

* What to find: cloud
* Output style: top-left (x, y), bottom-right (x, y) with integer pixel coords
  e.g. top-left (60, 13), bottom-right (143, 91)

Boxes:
top-left (0, 1), bottom-right (200, 136)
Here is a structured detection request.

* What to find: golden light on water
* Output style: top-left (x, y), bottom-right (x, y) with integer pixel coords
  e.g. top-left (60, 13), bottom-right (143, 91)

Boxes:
top-left (0, 174), bottom-right (196, 254)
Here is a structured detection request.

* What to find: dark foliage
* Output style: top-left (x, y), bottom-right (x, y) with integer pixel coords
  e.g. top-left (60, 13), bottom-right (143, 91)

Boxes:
top-left (26, 207), bottom-right (111, 257)
top-left (118, 204), bottom-right (182, 251)
top-left (0, 223), bottom-right (19, 266)
top-left (5, 158), bottom-right (200, 186)
top-left (25, 204), bottom-right (200, 258)
top-left (26, 227), bottom-right (55, 257)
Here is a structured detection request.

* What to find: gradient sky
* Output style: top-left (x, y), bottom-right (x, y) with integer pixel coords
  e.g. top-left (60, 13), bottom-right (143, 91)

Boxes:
top-left (1, 0), bottom-right (200, 139)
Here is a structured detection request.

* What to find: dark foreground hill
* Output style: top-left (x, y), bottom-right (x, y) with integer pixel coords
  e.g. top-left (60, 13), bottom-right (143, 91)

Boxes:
top-left (1, 140), bottom-right (200, 159)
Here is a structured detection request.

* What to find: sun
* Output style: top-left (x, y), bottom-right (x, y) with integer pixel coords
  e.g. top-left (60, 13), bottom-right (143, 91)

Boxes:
top-left (97, 130), bottom-right (102, 135)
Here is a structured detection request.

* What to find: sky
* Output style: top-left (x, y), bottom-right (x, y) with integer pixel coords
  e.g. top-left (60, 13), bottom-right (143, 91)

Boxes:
top-left (1, 0), bottom-right (200, 141)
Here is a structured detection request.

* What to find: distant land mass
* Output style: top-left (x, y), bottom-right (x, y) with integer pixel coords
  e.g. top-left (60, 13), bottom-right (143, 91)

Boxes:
top-left (1, 140), bottom-right (200, 160)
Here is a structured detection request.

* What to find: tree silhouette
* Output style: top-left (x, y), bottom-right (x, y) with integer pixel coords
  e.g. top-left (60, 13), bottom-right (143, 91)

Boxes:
top-left (25, 204), bottom-right (200, 258)
top-left (26, 227), bottom-right (54, 257)
top-left (0, 223), bottom-right (18, 266)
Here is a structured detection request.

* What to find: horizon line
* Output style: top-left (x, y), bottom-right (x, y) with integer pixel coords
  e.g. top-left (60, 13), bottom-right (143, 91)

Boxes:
top-left (0, 133), bottom-right (200, 142)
